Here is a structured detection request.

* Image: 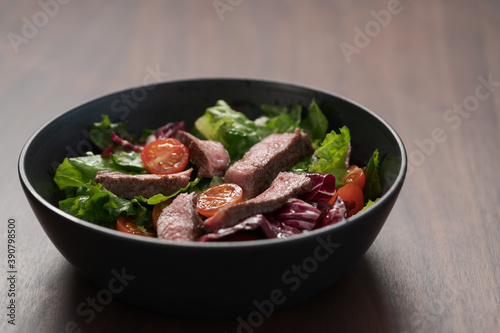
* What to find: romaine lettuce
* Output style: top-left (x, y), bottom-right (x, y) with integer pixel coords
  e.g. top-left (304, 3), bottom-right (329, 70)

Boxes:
top-left (194, 100), bottom-right (268, 162)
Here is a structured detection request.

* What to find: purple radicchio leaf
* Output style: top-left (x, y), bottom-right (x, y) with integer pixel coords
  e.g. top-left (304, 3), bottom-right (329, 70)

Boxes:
top-left (303, 173), bottom-right (336, 203)
top-left (142, 121), bottom-right (187, 145)
top-left (271, 198), bottom-right (321, 231)
top-left (321, 196), bottom-right (347, 227)
top-left (199, 189), bottom-right (346, 242)
top-left (101, 144), bottom-right (114, 156)
top-left (198, 214), bottom-right (277, 242)
top-left (268, 219), bottom-right (304, 238)
top-left (199, 199), bottom-right (323, 242)
top-left (110, 132), bottom-right (143, 152)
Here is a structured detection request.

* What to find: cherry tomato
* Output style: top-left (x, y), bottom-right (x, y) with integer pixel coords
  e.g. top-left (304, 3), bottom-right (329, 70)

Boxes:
top-left (341, 165), bottom-right (366, 189)
top-left (152, 199), bottom-right (173, 230)
top-left (197, 183), bottom-right (243, 218)
top-left (141, 138), bottom-right (189, 174)
top-left (116, 216), bottom-right (154, 237)
top-left (329, 183), bottom-right (364, 217)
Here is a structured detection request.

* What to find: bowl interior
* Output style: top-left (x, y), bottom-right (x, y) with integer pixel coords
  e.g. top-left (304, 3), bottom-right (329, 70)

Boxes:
top-left (22, 78), bottom-right (405, 209)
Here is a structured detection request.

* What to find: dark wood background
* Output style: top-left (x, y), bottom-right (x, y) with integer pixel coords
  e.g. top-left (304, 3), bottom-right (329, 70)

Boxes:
top-left (1, 1), bottom-right (499, 332)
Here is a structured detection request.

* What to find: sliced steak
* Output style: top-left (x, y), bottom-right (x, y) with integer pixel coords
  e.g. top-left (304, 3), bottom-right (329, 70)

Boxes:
top-left (94, 169), bottom-right (192, 198)
top-left (224, 129), bottom-right (314, 199)
top-left (204, 172), bottom-right (312, 232)
top-left (176, 130), bottom-right (230, 178)
top-left (156, 192), bottom-right (202, 241)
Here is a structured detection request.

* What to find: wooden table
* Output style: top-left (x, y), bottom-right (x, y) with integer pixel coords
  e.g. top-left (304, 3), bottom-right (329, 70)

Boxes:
top-left (1, 1), bottom-right (499, 332)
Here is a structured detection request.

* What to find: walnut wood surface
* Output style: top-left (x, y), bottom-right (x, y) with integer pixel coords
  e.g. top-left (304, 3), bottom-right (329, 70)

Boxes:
top-left (1, 1), bottom-right (499, 332)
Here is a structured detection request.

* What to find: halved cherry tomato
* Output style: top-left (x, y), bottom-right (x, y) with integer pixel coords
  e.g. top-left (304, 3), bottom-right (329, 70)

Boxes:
top-left (141, 138), bottom-right (189, 174)
top-left (152, 199), bottom-right (173, 230)
top-left (197, 183), bottom-right (243, 218)
top-left (341, 165), bottom-right (366, 189)
top-left (116, 216), bottom-right (154, 237)
top-left (329, 183), bottom-right (364, 217)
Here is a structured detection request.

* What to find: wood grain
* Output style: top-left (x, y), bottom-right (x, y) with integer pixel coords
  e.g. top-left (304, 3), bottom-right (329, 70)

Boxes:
top-left (1, 0), bottom-right (499, 332)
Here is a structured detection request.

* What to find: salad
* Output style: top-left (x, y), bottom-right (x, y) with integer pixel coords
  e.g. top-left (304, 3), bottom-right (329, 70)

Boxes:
top-left (53, 100), bottom-right (384, 242)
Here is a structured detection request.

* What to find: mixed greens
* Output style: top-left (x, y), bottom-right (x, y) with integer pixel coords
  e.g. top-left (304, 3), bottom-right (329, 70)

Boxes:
top-left (53, 100), bottom-right (384, 239)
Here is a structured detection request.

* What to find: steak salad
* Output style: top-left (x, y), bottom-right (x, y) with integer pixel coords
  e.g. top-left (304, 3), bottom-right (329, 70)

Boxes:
top-left (53, 100), bottom-right (384, 242)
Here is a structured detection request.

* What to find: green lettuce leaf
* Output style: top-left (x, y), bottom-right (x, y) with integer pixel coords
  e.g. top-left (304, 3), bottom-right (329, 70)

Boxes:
top-left (288, 155), bottom-right (317, 173)
top-left (53, 158), bottom-right (88, 190)
top-left (260, 100), bottom-right (328, 145)
top-left (112, 151), bottom-right (146, 173)
top-left (194, 100), bottom-right (268, 162)
top-left (192, 175), bottom-right (224, 194)
top-left (89, 115), bottom-right (132, 151)
top-left (363, 149), bottom-right (382, 202)
top-left (358, 198), bottom-right (381, 214)
top-left (195, 100), bottom-right (330, 163)
top-left (58, 182), bottom-right (151, 229)
top-left (146, 177), bottom-right (202, 205)
top-left (300, 100), bottom-right (329, 146)
top-left (308, 126), bottom-right (351, 186)
top-left (260, 102), bottom-right (302, 134)
top-left (54, 153), bottom-right (146, 191)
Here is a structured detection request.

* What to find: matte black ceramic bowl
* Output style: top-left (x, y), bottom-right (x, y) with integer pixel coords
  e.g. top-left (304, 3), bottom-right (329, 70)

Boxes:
top-left (19, 78), bottom-right (406, 319)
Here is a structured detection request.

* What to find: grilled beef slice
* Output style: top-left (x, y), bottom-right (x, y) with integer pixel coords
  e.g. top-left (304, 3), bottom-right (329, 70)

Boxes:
top-left (156, 192), bottom-right (202, 241)
top-left (204, 172), bottom-right (312, 232)
top-left (94, 169), bottom-right (192, 198)
top-left (224, 129), bottom-right (314, 199)
top-left (176, 130), bottom-right (230, 178)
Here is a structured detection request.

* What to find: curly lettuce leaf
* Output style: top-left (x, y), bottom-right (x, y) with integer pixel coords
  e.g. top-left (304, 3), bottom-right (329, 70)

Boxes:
top-left (308, 126), bottom-right (351, 186)
top-left (359, 198), bottom-right (381, 214)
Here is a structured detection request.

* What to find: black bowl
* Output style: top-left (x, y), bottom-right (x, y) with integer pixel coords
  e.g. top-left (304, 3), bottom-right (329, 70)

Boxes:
top-left (19, 78), bottom-right (406, 319)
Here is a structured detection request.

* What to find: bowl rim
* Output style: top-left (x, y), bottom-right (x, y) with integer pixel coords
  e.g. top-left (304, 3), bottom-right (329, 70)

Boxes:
top-left (18, 77), bottom-right (407, 249)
